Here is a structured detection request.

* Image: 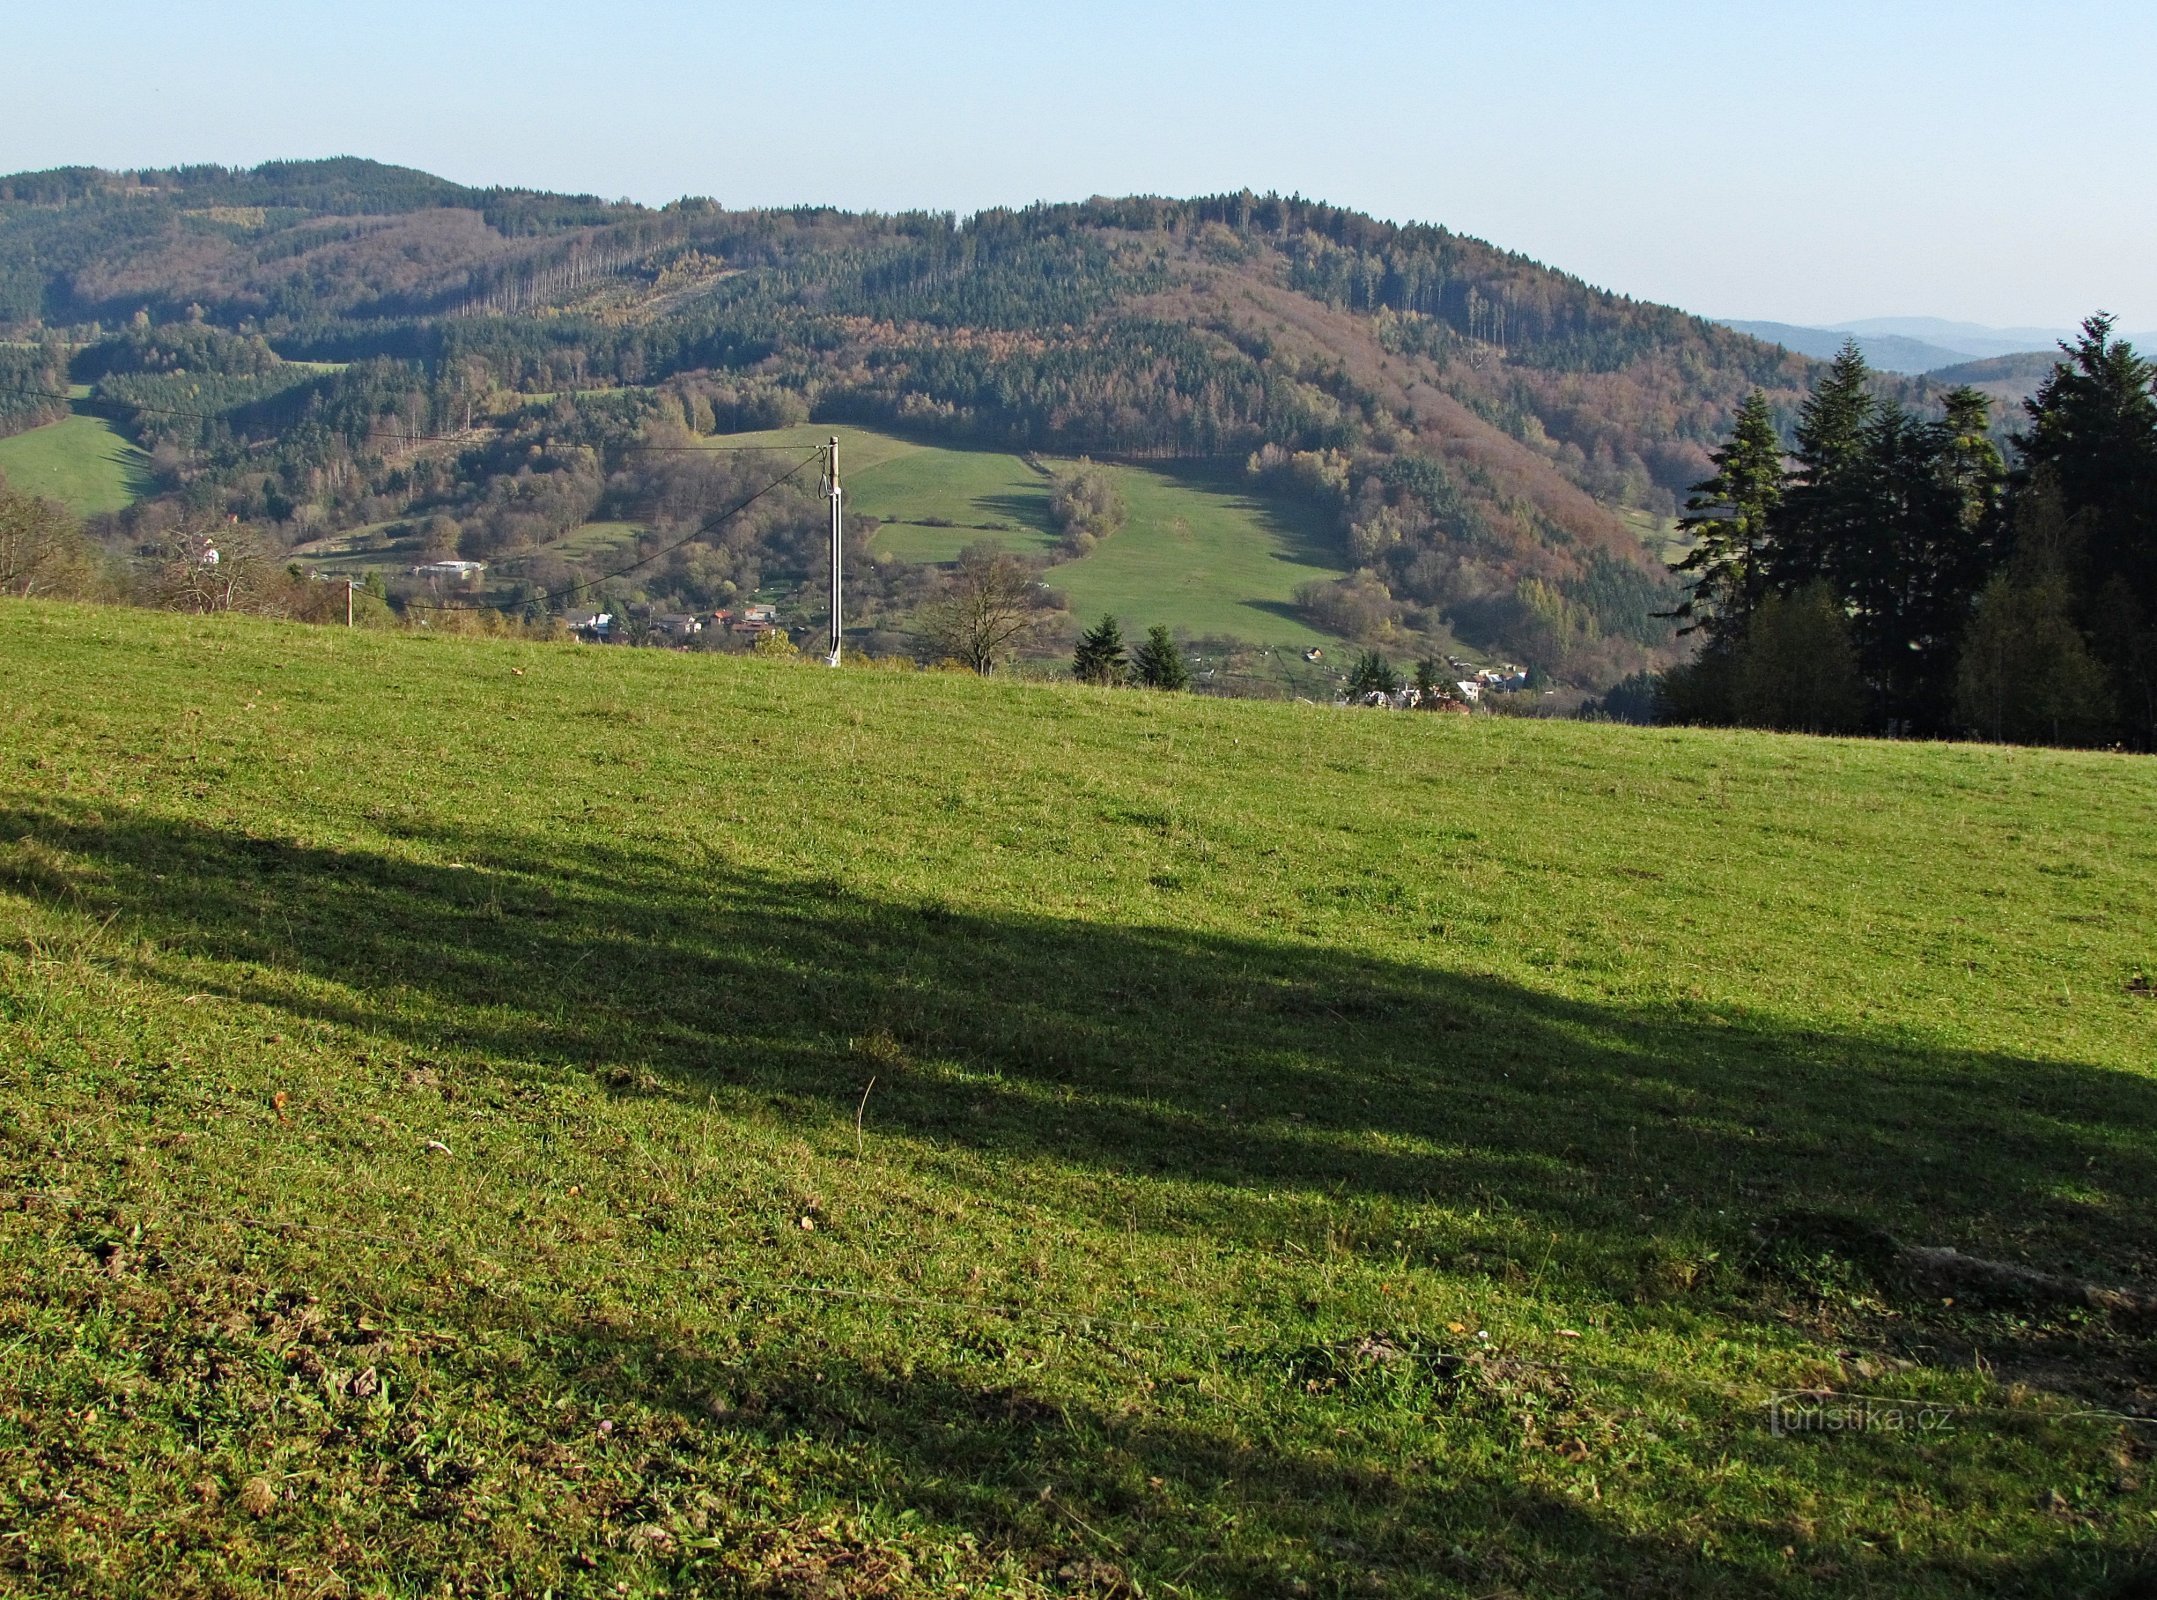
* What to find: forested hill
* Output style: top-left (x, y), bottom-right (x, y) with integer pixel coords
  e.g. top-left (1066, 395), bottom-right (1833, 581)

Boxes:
top-left (1, 157), bottom-right (1872, 677)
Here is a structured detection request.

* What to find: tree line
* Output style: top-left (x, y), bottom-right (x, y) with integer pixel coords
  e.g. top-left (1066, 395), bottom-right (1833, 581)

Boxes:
top-left (1654, 317), bottom-right (2155, 747)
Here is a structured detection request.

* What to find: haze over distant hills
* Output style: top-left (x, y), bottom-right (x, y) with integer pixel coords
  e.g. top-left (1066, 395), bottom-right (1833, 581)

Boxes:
top-left (1717, 315), bottom-right (2157, 378)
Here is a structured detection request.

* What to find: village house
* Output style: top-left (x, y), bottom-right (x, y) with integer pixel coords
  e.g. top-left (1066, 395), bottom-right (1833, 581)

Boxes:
top-left (410, 559), bottom-right (487, 581)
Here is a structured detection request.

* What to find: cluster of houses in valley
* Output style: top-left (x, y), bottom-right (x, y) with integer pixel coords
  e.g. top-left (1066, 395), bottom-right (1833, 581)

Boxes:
top-left (1347, 658), bottom-right (1531, 713)
top-left (1449, 661), bottom-right (1531, 704)
top-left (559, 602), bottom-right (782, 644)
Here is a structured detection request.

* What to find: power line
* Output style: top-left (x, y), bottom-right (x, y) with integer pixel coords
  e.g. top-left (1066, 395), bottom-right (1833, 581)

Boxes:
top-left (0, 382), bottom-right (817, 453)
top-left (401, 446), bottom-right (824, 615)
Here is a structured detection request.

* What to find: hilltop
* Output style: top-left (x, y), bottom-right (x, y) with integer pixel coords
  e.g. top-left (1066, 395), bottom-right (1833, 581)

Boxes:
top-left (2, 600), bottom-right (2155, 1595)
top-left (0, 157), bottom-right (1883, 682)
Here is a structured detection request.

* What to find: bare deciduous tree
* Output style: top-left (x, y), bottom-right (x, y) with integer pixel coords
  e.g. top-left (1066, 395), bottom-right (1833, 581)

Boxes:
top-left (152, 522), bottom-right (288, 615)
top-left (912, 541), bottom-right (1051, 674)
top-left (0, 476), bottom-right (98, 599)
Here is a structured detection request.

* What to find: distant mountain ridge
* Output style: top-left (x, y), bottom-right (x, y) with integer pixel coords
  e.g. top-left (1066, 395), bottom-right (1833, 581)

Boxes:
top-left (1719, 321), bottom-right (1974, 374)
top-left (1719, 315), bottom-right (2157, 378)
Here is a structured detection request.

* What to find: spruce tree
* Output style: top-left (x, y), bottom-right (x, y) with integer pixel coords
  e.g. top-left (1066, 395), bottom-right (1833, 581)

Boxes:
top-left (1731, 583), bottom-right (1867, 733)
top-left (1345, 650), bottom-right (1402, 698)
top-left (1776, 342), bottom-right (1876, 593)
top-left (1130, 625), bottom-right (1190, 690)
top-left (2011, 316), bottom-right (2157, 743)
top-left (1071, 613), bottom-right (1127, 685)
top-left (1937, 385), bottom-right (2008, 536)
top-left (1668, 391), bottom-right (1785, 646)
top-left (1955, 565), bottom-right (2112, 746)
top-left (2014, 316), bottom-right (2157, 532)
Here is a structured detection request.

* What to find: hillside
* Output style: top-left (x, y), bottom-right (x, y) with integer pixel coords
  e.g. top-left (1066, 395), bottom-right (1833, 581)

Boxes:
top-left (0, 399), bottom-right (150, 515)
top-left (712, 424), bottom-right (1352, 650)
top-left (3, 601), bottom-right (2155, 1596)
top-left (1924, 349), bottom-right (2066, 406)
top-left (0, 158), bottom-right (1877, 681)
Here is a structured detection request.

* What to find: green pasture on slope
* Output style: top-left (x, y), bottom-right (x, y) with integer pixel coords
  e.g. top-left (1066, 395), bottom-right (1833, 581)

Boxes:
top-left (0, 407), bottom-right (152, 517)
top-left (287, 522), bottom-right (410, 577)
top-left (706, 424), bottom-right (1058, 559)
top-left (1039, 460), bottom-right (1344, 647)
top-left (1, 602), bottom-right (2154, 1598)
top-left (709, 424), bottom-right (1350, 646)
top-left (547, 519), bottom-right (646, 560)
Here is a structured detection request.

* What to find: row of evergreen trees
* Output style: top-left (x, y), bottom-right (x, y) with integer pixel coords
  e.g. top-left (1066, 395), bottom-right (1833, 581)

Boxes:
top-left (1072, 615), bottom-right (1191, 690)
top-left (1663, 317), bottom-right (2156, 747)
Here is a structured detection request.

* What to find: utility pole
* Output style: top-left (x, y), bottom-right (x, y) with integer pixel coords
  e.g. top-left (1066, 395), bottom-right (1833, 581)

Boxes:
top-left (344, 577), bottom-right (357, 628)
top-left (825, 435), bottom-right (843, 667)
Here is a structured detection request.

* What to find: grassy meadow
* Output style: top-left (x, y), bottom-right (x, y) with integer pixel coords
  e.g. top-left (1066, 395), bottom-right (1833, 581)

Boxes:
top-left (0, 402), bottom-right (153, 518)
top-left (708, 426), bottom-right (1348, 648)
top-left (1, 602), bottom-right (2154, 1597)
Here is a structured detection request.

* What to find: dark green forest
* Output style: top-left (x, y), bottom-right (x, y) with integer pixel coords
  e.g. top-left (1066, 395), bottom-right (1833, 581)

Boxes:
top-left (1652, 320), bottom-right (2157, 748)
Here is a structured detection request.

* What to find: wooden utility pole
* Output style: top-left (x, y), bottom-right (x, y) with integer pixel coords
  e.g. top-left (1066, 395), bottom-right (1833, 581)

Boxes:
top-left (826, 435), bottom-right (843, 667)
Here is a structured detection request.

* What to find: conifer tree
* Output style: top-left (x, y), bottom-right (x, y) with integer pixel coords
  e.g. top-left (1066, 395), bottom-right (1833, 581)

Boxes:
top-left (1668, 391), bottom-right (1784, 646)
top-left (2011, 316), bottom-right (2157, 742)
top-left (2014, 316), bottom-right (2157, 535)
top-left (1955, 571), bottom-right (2112, 747)
top-left (1071, 613), bottom-right (1128, 685)
top-left (1731, 583), bottom-right (1866, 733)
top-left (1130, 624), bottom-right (1190, 690)
top-left (1345, 650), bottom-right (1402, 698)
top-left (1775, 342), bottom-right (1876, 592)
top-left (1937, 385), bottom-right (2007, 536)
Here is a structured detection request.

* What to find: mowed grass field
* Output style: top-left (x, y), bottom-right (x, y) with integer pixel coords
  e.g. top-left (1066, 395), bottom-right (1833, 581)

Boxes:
top-left (0, 403), bottom-right (153, 518)
top-left (3, 603), bottom-right (2156, 1597)
top-left (709, 426), bottom-right (1348, 648)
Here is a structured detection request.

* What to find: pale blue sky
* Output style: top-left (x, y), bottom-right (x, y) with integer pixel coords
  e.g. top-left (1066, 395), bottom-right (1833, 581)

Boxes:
top-left (4, 0), bottom-right (2152, 327)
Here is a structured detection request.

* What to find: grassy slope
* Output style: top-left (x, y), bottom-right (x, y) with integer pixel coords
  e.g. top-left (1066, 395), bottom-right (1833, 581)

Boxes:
top-left (710, 426), bottom-right (1348, 648)
top-left (549, 520), bottom-right (647, 562)
top-left (0, 406), bottom-right (152, 517)
top-left (2, 604), bottom-right (2154, 1598)
top-left (1040, 462), bottom-right (1343, 648)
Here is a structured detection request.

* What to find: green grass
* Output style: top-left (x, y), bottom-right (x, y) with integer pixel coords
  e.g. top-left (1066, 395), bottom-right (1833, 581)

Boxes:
top-left (292, 521), bottom-right (647, 590)
top-left (548, 520), bottom-right (648, 561)
top-left (709, 426), bottom-right (1349, 647)
top-left (709, 425), bottom-right (1058, 563)
top-left (2, 602), bottom-right (2155, 1597)
top-left (1039, 462), bottom-right (1344, 649)
top-left (1617, 506), bottom-right (1689, 565)
top-left (288, 523), bottom-right (409, 575)
top-left (0, 407), bottom-right (153, 517)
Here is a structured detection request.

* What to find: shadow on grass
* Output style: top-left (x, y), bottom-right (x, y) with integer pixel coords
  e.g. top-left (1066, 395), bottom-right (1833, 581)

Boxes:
top-left (972, 490), bottom-right (1058, 534)
top-left (7, 794), bottom-right (2156, 1295)
top-left (1238, 597), bottom-right (1322, 629)
top-left (11, 796), bottom-right (2157, 1594)
top-left (571, 1325), bottom-right (1790, 1596)
top-left (1141, 459), bottom-right (1348, 575)
top-left (515, 1317), bottom-right (2156, 1599)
